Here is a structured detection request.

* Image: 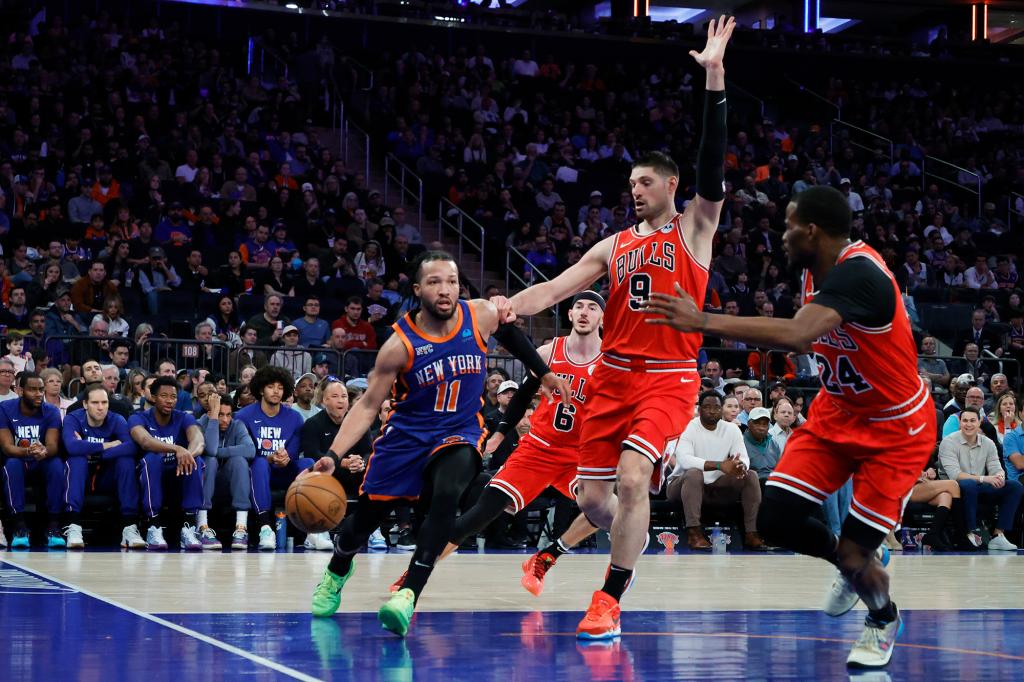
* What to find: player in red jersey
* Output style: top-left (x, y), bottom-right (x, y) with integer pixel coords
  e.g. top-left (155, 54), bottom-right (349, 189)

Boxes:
top-left (642, 185), bottom-right (935, 669)
top-left (493, 16), bottom-right (735, 640)
top-left (389, 292), bottom-right (605, 596)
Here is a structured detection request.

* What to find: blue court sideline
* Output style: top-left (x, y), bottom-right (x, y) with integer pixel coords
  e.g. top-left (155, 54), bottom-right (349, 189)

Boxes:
top-left (2, 560), bottom-right (1023, 681)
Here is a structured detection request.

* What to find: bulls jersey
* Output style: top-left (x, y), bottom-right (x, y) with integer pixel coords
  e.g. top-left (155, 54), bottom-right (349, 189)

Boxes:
top-left (525, 336), bottom-right (602, 449)
top-left (389, 300), bottom-right (488, 436)
top-left (605, 215), bottom-right (709, 361)
top-left (0, 400), bottom-right (60, 448)
top-left (802, 241), bottom-right (928, 420)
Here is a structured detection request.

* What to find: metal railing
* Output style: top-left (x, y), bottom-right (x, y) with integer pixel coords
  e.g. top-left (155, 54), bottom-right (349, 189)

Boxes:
top-left (339, 105), bottom-right (371, 182)
top-left (505, 245), bottom-right (561, 339)
top-left (829, 119), bottom-right (893, 171)
top-left (922, 156), bottom-right (982, 217)
top-left (726, 79), bottom-right (765, 121)
top-left (438, 198), bottom-right (486, 295)
top-left (384, 154), bottom-right (424, 230)
top-left (1009, 192), bottom-right (1023, 230)
top-left (785, 76), bottom-right (840, 125)
top-left (246, 37), bottom-right (289, 86)
top-left (138, 338), bottom-right (231, 379)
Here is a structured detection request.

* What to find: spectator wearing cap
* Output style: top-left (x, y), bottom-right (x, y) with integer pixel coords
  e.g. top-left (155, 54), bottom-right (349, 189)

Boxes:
top-left (311, 353), bottom-right (332, 381)
top-left (485, 379), bottom-right (521, 469)
top-left (577, 190), bottom-right (613, 225)
top-left (137, 247), bottom-right (181, 315)
top-left (366, 190), bottom-right (389, 225)
top-left (291, 373), bottom-right (321, 422)
top-left (744, 407), bottom-right (778, 481)
top-left (270, 325), bottom-right (311, 381)
top-left (44, 286), bottom-right (84, 342)
top-left (270, 222), bottom-right (298, 262)
top-left (839, 177), bottom-right (864, 212)
top-left (666, 391), bottom-right (765, 551)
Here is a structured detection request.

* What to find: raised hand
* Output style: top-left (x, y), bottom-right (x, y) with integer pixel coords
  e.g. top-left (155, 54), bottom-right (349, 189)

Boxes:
top-left (490, 295), bottom-right (517, 324)
top-left (539, 372), bottom-right (573, 407)
top-left (689, 15), bottom-right (736, 72)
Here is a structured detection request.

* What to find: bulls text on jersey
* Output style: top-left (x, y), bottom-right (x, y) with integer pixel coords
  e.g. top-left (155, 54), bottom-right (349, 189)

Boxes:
top-left (613, 241), bottom-right (676, 286)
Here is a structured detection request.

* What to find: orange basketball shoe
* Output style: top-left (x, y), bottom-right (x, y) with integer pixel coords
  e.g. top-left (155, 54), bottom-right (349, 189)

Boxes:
top-left (389, 570), bottom-right (408, 593)
top-left (520, 552), bottom-right (557, 596)
top-left (576, 591), bottom-right (622, 640)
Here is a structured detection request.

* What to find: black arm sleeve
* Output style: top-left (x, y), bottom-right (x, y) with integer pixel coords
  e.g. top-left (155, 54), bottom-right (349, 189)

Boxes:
top-left (810, 257), bottom-right (897, 329)
top-left (696, 89), bottom-right (727, 202)
top-left (492, 323), bottom-right (552, 380)
top-left (495, 375), bottom-right (541, 436)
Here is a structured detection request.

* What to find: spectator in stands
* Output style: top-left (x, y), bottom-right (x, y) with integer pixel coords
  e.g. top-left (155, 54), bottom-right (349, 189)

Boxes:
top-left (938, 407), bottom-right (1022, 551)
top-left (950, 344), bottom-right (993, 388)
top-left (290, 258), bottom-right (327, 300)
top-left (918, 336), bottom-right (950, 394)
top-left (702, 359), bottom-right (725, 395)
top-left (197, 391), bottom-right (254, 551)
top-left (392, 206), bottom-right (422, 246)
top-left (125, 369), bottom-right (149, 412)
top-left (331, 296), bottom-right (376, 351)
top-left (62, 385), bottom-right (140, 550)
top-left (909, 465), bottom-right (960, 551)
top-left (245, 293), bottom-right (289, 347)
top-left (2, 332), bottom-right (33, 374)
top-left (293, 296), bottom-right (330, 348)
top-left (301, 376), bottom-right (369, 499)
top-left (0, 285), bottom-right (31, 332)
top-left (0, 358), bottom-right (18, 403)
top-left (44, 288), bottom-right (84, 343)
top-left (942, 385), bottom-right (989, 437)
top-left (736, 387), bottom-right (763, 426)
top-left (109, 339), bottom-right (131, 378)
top-left (0, 372), bottom-right (64, 548)
top-left (130, 376), bottom-right (207, 551)
top-left (721, 395), bottom-right (741, 424)
top-left (138, 247), bottom-right (181, 315)
top-left (767, 397), bottom-right (797, 452)
top-left (291, 374), bottom-right (320, 422)
top-left (989, 392), bottom-right (1020, 445)
top-left (667, 391), bottom-right (765, 551)
top-left (1003, 403), bottom-right (1024, 483)
top-left (39, 368), bottom-right (74, 418)
top-left (744, 407), bottom-right (776, 482)
top-left (271, 326), bottom-right (311, 381)
top-left (956, 309), bottom-right (1004, 356)
top-left (963, 255), bottom-right (998, 290)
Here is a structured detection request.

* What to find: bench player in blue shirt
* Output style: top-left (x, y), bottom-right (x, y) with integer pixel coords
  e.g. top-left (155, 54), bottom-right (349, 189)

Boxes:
top-left (63, 386), bottom-right (141, 550)
top-left (129, 377), bottom-right (206, 551)
top-left (307, 250), bottom-right (570, 636)
top-left (0, 372), bottom-right (63, 548)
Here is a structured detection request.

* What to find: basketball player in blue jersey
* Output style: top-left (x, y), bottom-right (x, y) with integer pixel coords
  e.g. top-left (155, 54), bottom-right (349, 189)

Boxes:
top-left (63, 386), bottom-right (142, 550)
top-left (0, 372), bottom-right (64, 548)
top-left (129, 377), bottom-right (206, 551)
top-left (235, 366), bottom-right (317, 551)
top-left (307, 251), bottom-right (571, 636)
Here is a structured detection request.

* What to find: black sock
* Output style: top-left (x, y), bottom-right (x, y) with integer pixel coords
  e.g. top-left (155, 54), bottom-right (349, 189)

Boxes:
top-left (184, 512), bottom-right (198, 527)
top-left (601, 563), bottom-right (633, 601)
top-left (257, 511), bottom-right (272, 528)
top-left (146, 515), bottom-right (161, 531)
top-left (402, 560), bottom-right (434, 601)
top-left (867, 601), bottom-right (897, 625)
top-left (328, 552), bottom-right (354, 578)
top-left (541, 538), bottom-right (568, 558)
top-left (122, 516), bottom-right (138, 528)
top-left (65, 512), bottom-right (82, 525)
top-left (47, 518), bottom-right (61, 533)
top-left (11, 514), bottom-right (27, 532)
top-left (929, 506), bottom-right (950, 536)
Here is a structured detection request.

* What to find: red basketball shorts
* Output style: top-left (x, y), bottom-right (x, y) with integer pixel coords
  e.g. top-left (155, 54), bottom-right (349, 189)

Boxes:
top-left (488, 433), bottom-right (579, 513)
top-left (577, 359), bottom-right (698, 493)
top-left (766, 393), bottom-right (936, 535)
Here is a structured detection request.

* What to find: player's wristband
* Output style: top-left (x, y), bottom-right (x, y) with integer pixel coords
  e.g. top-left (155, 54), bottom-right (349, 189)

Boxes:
top-left (716, 461), bottom-right (721, 471)
top-left (325, 450), bottom-right (341, 467)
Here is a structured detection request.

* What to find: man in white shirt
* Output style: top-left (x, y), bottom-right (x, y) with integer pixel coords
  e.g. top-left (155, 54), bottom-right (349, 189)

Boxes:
top-left (175, 149), bottom-right (199, 184)
top-left (666, 391), bottom-right (765, 550)
top-left (512, 50), bottom-right (538, 78)
top-left (840, 178), bottom-right (864, 212)
top-left (963, 255), bottom-right (998, 290)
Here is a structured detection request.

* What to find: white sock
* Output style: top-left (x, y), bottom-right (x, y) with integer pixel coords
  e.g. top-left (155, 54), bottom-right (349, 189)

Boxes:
top-left (197, 510), bottom-right (208, 528)
top-left (236, 511), bottom-right (248, 527)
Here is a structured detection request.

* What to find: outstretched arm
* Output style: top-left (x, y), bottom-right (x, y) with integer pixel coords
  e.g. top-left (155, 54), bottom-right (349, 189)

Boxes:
top-left (684, 16), bottom-right (735, 264)
top-left (641, 283), bottom-right (842, 353)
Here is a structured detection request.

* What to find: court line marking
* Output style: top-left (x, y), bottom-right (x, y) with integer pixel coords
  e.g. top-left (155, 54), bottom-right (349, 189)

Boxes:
top-left (505, 630), bottom-right (1024, 662)
top-left (2, 560), bottom-right (322, 682)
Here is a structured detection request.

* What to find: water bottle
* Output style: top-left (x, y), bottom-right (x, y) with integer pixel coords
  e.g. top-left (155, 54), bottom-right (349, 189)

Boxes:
top-left (276, 511), bottom-right (287, 551)
top-left (711, 523), bottom-right (726, 554)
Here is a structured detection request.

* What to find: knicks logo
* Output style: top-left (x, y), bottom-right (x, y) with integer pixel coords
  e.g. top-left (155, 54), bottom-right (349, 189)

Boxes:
top-left (442, 436), bottom-right (466, 445)
top-left (17, 439), bottom-right (30, 448)
top-left (416, 344), bottom-right (434, 356)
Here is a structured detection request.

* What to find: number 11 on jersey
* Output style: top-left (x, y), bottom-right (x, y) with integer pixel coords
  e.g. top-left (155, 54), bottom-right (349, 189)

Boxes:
top-left (434, 380), bottom-right (461, 412)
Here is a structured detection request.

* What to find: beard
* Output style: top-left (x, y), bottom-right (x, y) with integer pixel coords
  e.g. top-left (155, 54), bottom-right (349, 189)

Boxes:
top-left (421, 297), bottom-right (456, 321)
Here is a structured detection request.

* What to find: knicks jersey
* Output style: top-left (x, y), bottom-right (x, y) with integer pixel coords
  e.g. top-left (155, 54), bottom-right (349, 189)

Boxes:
top-left (388, 300), bottom-right (488, 438)
top-left (605, 215), bottom-right (709, 361)
top-left (525, 336), bottom-right (602, 450)
top-left (803, 241), bottom-right (928, 420)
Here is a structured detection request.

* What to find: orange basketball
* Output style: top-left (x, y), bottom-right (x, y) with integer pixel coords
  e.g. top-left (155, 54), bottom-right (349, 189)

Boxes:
top-left (285, 473), bottom-right (348, 533)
